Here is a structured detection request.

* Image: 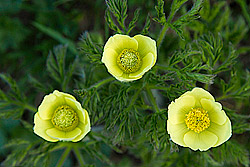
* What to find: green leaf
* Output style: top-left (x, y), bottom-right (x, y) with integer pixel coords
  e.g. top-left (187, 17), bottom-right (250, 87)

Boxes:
top-left (214, 43), bottom-right (238, 74)
top-left (169, 50), bottom-right (201, 66)
top-left (141, 14), bottom-right (151, 35)
top-left (0, 73), bottom-right (22, 101)
top-left (127, 8), bottom-right (140, 34)
top-left (172, 0), bottom-right (203, 39)
top-left (33, 22), bottom-right (77, 54)
top-left (154, 0), bottom-right (166, 25)
top-left (105, 10), bottom-right (122, 33)
top-left (106, 0), bottom-right (128, 32)
top-left (168, 0), bottom-right (188, 22)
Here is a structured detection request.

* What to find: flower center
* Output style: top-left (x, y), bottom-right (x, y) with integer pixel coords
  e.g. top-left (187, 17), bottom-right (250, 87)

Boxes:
top-left (52, 105), bottom-right (79, 132)
top-left (185, 108), bottom-right (210, 133)
top-left (117, 49), bottom-right (141, 73)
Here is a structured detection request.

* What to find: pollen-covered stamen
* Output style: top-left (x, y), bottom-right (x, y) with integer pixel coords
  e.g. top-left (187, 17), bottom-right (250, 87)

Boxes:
top-left (185, 108), bottom-right (210, 133)
top-left (117, 49), bottom-right (141, 73)
top-left (52, 105), bottom-right (79, 132)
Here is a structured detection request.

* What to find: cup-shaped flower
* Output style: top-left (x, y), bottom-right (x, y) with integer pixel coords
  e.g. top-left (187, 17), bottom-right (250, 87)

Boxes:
top-left (102, 34), bottom-right (157, 82)
top-left (33, 90), bottom-right (91, 142)
top-left (167, 87), bottom-right (232, 151)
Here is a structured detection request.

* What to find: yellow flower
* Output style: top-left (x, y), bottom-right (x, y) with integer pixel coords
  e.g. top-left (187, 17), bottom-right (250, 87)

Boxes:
top-left (167, 87), bottom-right (232, 151)
top-left (102, 34), bottom-right (157, 82)
top-left (33, 90), bottom-right (91, 142)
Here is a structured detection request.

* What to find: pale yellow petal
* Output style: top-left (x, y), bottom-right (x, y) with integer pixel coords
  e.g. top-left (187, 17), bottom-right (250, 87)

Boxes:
top-left (106, 64), bottom-right (124, 77)
top-left (104, 34), bottom-right (138, 54)
top-left (115, 73), bottom-right (140, 82)
top-left (207, 117), bottom-right (232, 147)
top-left (53, 90), bottom-right (76, 101)
top-left (183, 88), bottom-right (215, 107)
top-left (167, 120), bottom-right (189, 147)
top-left (102, 47), bottom-right (123, 77)
top-left (129, 53), bottom-right (155, 78)
top-left (83, 109), bottom-right (90, 125)
top-left (72, 122), bottom-right (91, 142)
top-left (33, 113), bottom-right (58, 142)
top-left (38, 93), bottom-right (64, 120)
top-left (64, 97), bottom-right (85, 124)
top-left (183, 130), bottom-right (218, 151)
top-left (168, 95), bottom-right (195, 124)
top-left (46, 127), bottom-right (81, 141)
top-left (201, 98), bottom-right (226, 125)
top-left (133, 35), bottom-right (157, 60)
top-left (102, 48), bottom-right (119, 66)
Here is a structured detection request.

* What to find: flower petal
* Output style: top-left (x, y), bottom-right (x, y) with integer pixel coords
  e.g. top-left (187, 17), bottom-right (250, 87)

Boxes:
top-left (102, 48), bottom-right (123, 77)
top-left (104, 34), bottom-right (138, 54)
top-left (183, 88), bottom-right (215, 107)
top-left (53, 90), bottom-right (76, 101)
top-left (114, 73), bottom-right (138, 82)
top-left (167, 120), bottom-right (189, 147)
top-left (201, 98), bottom-right (226, 125)
top-left (133, 35), bottom-right (157, 60)
top-left (129, 52), bottom-right (155, 78)
top-left (46, 127), bottom-right (81, 141)
top-left (184, 130), bottom-right (218, 151)
top-left (102, 48), bottom-right (119, 66)
top-left (168, 95), bottom-right (196, 124)
top-left (65, 97), bottom-right (85, 124)
top-left (72, 122), bottom-right (91, 142)
top-left (38, 93), bottom-right (64, 120)
top-left (207, 117), bottom-right (232, 147)
top-left (33, 113), bottom-right (58, 142)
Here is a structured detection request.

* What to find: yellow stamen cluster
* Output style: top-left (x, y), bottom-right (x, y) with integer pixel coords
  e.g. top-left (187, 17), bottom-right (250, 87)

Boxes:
top-left (185, 108), bottom-right (210, 133)
top-left (52, 105), bottom-right (79, 132)
top-left (117, 49), bottom-right (141, 73)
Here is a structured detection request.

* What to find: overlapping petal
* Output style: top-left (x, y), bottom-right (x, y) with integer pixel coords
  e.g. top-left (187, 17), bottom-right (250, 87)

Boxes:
top-left (168, 95), bottom-right (195, 124)
top-left (183, 87), bottom-right (215, 107)
top-left (129, 52), bottom-right (155, 78)
top-left (201, 98), bottom-right (226, 125)
top-left (33, 90), bottom-right (91, 142)
top-left (46, 127), bottom-right (81, 141)
top-left (167, 87), bottom-right (232, 151)
top-left (34, 113), bottom-right (58, 142)
top-left (133, 35), bottom-right (157, 59)
top-left (102, 34), bottom-right (157, 82)
top-left (207, 117), bottom-right (232, 147)
top-left (167, 120), bottom-right (189, 147)
top-left (183, 130), bottom-right (218, 151)
top-left (104, 34), bottom-right (138, 54)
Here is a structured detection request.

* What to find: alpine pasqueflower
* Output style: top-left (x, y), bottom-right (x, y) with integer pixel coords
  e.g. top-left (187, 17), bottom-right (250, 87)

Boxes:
top-left (167, 87), bottom-right (232, 151)
top-left (102, 34), bottom-right (157, 82)
top-left (33, 90), bottom-right (91, 142)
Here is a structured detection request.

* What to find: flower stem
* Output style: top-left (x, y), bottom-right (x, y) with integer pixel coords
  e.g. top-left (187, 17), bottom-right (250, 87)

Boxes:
top-left (91, 77), bottom-right (115, 89)
top-left (126, 88), bottom-right (142, 112)
top-left (157, 24), bottom-right (169, 48)
top-left (146, 87), bottom-right (160, 113)
top-left (73, 147), bottom-right (85, 166)
top-left (236, 0), bottom-right (250, 27)
top-left (56, 146), bottom-right (71, 167)
top-left (24, 104), bottom-right (37, 112)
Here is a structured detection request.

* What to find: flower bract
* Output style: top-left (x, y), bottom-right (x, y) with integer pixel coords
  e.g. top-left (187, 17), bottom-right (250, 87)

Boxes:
top-left (33, 90), bottom-right (91, 142)
top-left (102, 34), bottom-right (157, 82)
top-left (167, 87), bottom-right (232, 151)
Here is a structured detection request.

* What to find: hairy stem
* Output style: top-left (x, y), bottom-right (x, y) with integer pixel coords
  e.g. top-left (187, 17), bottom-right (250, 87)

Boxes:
top-left (157, 24), bottom-right (169, 48)
top-left (126, 88), bottom-right (142, 112)
top-left (73, 148), bottom-right (85, 166)
top-left (56, 146), bottom-right (71, 167)
top-left (236, 0), bottom-right (250, 27)
top-left (146, 87), bottom-right (160, 113)
top-left (91, 77), bottom-right (115, 89)
top-left (24, 104), bottom-right (37, 112)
